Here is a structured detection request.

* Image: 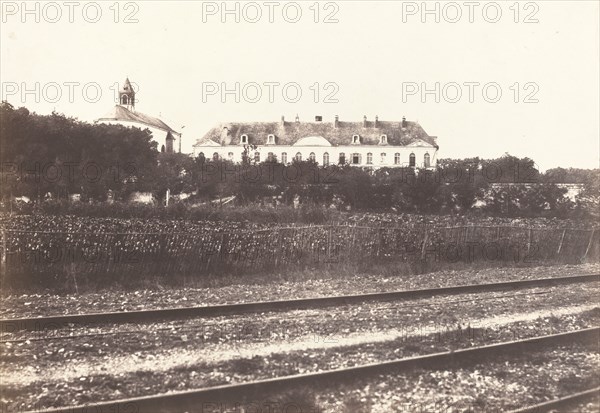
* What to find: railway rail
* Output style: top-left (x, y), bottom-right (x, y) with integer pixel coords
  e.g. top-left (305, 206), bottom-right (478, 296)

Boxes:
top-left (508, 387), bottom-right (600, 413)
top-left (2, 273), bottom-right (598, 332)
top-left (28, 327), bottom-right (598, 413)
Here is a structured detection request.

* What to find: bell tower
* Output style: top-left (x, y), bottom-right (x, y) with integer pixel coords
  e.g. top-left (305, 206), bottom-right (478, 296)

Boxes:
top-left (118, 77), bottom-right (135, 111)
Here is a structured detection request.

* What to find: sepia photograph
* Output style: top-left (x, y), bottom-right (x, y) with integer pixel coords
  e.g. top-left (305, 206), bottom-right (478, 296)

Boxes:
top-left (0, 1), bottom-right (599, 412)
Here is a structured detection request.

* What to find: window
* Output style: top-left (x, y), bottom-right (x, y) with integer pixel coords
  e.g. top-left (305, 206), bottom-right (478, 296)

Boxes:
top-left (254, 151), bottom-right (260, 163)
top-left (367, 153), bottom-right (373, 165)
top-left (352, 135), bottom-right (360, 144)
top-left (228, 152), bottom-right (234, 160)
top-left (380, 135), bottom-right (387, 145)
top-left (323, 152), bottom-right (330, 166)
top-left (339, 153), bottom-right (346, 164)
top-left (424, 152), bottom-right (431, 168)
top-left (240, 134), bottom-right (248, 144)
top-left (296, 152), bottom-right (302, 162)
top-left (394, 153), bottom-right (401, 165)
top-left (409, 153), bottom-right (416, 167)
top-left (380, 153), bottom-right (387, 164)
top-left (352, 153), bottom-right (361, 165)
top-left (309, 152), bottom-right (316, 162)
top-left (121, 95), bottom-right (129, 105)
top-left (267, 134), bottom-right (275, 145)
top-left (281, 152), bottom-right (288, 164)
top-left (213, 152), bottom-right (219, 161)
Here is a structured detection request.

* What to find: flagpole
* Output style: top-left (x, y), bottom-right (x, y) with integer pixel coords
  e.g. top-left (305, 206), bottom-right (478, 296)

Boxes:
top-left (180, 126), bottom-right (185, 153)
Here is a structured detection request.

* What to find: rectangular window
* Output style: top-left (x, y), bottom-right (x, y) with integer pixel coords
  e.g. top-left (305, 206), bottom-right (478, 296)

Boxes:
top-left (281, 152), bottom-right (287, 164)
top-left (352, 154), bottom-right (360, 164)
top-left (339, 153), bottom-right (346, 165)
top-left (367, 153), bottom-right (373, 165)
top-left (380, 153), bottom-right (386, 164)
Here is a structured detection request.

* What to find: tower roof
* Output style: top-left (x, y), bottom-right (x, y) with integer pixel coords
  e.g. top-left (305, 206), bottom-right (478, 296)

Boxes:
top-left (120, 77), bottom-right (134, 93)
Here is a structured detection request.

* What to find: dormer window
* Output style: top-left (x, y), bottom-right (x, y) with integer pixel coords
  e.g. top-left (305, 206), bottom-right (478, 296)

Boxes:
top-left (352, 135), bottom-right (360, 144)
top-left (267, 134), bottom-right (275, 145)
top-left (240, 134), bottom-right (248, 145)
top-left (380, 135), bottom-right (388, 145)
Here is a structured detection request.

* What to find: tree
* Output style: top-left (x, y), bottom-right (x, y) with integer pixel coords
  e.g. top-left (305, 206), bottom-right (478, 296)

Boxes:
top-left (0, 102), bottom-right (158, 203)
top-left (152, 152), bottom-right (195, 202)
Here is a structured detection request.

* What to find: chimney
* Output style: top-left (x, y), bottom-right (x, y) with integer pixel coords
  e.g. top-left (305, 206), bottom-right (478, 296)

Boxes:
top-left (363, 115), bottom-right (367, 128)
top-left (315, 115), bottom-right (323, 122)
top-left (334, 115), bottom-right (339, 128)
top-left (402, 116), bottom-right (407, 128)
top-left (375, 115), bottom-right (379, 128)
top-left (295, 114), bottom-right (300, 123)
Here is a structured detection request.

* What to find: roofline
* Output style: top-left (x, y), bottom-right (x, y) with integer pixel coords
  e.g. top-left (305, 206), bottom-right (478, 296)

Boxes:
top-left (97, 116), bottom-right (181, 135)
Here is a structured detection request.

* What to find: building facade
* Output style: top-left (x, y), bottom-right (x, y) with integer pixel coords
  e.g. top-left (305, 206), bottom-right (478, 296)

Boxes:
top-left (96, 78), bottom-right (181, 153)
top-left (192, 115), bottom-right (438, 168)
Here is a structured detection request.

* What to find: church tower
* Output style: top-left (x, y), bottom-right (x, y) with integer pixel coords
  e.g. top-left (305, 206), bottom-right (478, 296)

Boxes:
top-left (118, 78), bottom-right (135, 111)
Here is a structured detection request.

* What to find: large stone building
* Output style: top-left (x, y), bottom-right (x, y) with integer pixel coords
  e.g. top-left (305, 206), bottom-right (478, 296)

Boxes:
top-left (97, 78), bottom-right (181, 153)
top-left (192, 115), bottom-right (438, 168)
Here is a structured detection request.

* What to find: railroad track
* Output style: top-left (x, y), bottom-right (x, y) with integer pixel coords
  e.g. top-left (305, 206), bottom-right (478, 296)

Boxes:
top-left (2, 273), bottom-right (598, 332)
top-left (29, 327), bottom-right (599, 413)
top-left (508, 387), bottom-right (600, 413)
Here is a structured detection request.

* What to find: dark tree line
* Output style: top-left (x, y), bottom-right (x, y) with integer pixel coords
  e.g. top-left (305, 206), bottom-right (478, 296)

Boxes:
top-left (1, 102), bottom-right (598, 218)
top-left (1, 102), bottom-right (157, 202)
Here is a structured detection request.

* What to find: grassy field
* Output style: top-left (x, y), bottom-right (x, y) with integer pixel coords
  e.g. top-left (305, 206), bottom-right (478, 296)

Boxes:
top-left (1, 213), bottom-right (598, 293)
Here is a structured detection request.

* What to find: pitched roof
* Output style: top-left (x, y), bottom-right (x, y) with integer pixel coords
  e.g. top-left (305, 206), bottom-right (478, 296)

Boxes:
top-left (194, 118), bottom-right (438, 148)
top-left (98, 105), bottom-right (179, 135)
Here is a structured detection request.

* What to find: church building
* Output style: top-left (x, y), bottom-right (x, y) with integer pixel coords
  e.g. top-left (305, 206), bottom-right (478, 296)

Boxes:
top-left (192, 115), bottom-right (438, 168)
top-left (97, 78), bottom-right (181, 153)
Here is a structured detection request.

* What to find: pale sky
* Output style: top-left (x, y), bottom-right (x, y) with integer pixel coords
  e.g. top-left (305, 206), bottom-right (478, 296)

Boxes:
top-left (1, 0), bottom-right (599, 170)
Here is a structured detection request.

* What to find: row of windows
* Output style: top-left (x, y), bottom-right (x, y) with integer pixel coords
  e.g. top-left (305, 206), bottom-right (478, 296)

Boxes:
top-left (199, 152), bottom-right (431, 167)
top-left (240, 134), bottom-right (389, 145)
top-left (352, 135), bottom-right (387, 144)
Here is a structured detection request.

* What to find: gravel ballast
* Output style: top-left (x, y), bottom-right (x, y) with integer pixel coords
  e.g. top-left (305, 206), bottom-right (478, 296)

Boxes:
top-left (1, 286), bottom-right (598, 410)
top-left (1, 263), bottom-right (598, 318)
